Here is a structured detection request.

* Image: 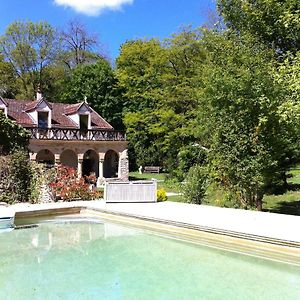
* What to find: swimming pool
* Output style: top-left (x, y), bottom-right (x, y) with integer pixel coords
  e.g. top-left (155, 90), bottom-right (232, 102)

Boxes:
top-left (1, 217), bottom-right (299, 299)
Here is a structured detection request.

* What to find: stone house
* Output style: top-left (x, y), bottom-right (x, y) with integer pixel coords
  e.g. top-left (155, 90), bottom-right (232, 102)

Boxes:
top-left (0, 92), bottom-right (128, 186)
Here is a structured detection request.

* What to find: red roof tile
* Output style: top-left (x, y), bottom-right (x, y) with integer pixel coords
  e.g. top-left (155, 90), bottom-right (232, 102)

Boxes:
top-left (25, 99), bottom-right (53, 112)
top-left (3, 99), bottom-right (113, 129)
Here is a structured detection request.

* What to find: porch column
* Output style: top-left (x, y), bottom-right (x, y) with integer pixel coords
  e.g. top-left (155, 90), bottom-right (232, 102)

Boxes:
top-left (55, 154), bottom-right (60, 166)
top-left (118, 154), bottom-right (122, 178)
top-left (77, 159), bottom-right (83, 178)
top-left (99, 159), bottom-right (104, 178)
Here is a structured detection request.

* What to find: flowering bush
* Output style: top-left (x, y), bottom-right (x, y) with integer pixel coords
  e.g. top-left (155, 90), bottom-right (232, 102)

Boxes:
top-left (157, 188), bottom-right (167, 202)
top-left (50, 165), bottom-right (102, 201)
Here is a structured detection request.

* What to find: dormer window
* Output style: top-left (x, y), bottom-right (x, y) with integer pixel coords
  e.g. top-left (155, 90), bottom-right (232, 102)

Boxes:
top-left (38, 112), bottom-right (49, 128)
top-left (80, 115), bottom-right (89, 131)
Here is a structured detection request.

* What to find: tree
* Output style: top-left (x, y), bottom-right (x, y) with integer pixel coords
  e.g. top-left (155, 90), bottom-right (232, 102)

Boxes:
top-left (60, 20), bottom-right (102, 69)
top-left (61, 59), bottom-right (124, 129)
top-left (118, 29), bottom-right (207, 171)
top-left (116, 39), bottom-right (167, 113)
top-left (218, 0), bottom-right (300, 54)
top-left (0, 54), bottom-right (17, 98)
top-left (0, 109), bottom-right (29, 155)
top-left (198, 31), bottom-right (294, 210)
top-left (0, 21), bottom-right (59, 99)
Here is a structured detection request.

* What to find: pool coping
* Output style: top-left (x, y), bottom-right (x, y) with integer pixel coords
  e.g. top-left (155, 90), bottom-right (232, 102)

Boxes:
top-left (9, 200), bottom-right (300, 266)
top-left (10, 201), bottom-right (300, 246)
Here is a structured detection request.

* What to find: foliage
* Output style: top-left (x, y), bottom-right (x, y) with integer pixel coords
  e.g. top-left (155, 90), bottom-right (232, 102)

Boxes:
top-left (120, 29), bottom-right (205, 170)
top-left (30, 162), bottom-right (56, 204)
top-left (182, 165), bottom-right (209, 204)
top-left (218, 0), bottom-right (300, 54)
top-left (198, 31), bottom-right (294, 210)
top-left (0, 21), bottom-right (59, 99)
top-left (61, 59), bottom-right (124, 129)
top-left (116, 39), bottom-right (167, 113)
top-left (0, 110), bottom-right (29, 155)
top-left (50, 165), bottom-right (102, 201)
top-left (157, 188), bottom-right (167, 202)
top-left (172, 144), bottom-right (207, 181)
top-left (0, 149), bottom-right (35, 204)
top-left (0, 54), bottom-right (17, 98)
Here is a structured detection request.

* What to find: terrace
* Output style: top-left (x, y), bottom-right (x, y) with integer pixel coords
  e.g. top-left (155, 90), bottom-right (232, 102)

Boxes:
top-left (26, 127), bottom-right (126, 142)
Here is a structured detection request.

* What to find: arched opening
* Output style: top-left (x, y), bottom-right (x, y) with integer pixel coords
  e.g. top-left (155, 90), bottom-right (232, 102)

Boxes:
top-left (104, 150), bottom-right (119, 178)
top-left (83, 150), bottom-right (99, 178)
top-left (60, 150), bottom-right (78, 170)
top-left (36, 149), bottom-right (55, 166)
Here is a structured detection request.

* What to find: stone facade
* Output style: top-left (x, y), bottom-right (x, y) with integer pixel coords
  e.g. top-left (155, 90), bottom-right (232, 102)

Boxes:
top-left (28, 140), bottom-right (128, 186)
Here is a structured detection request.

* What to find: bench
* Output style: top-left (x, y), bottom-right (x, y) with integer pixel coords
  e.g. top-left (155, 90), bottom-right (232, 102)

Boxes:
top-left (144, 166), bottom-right (160, 173)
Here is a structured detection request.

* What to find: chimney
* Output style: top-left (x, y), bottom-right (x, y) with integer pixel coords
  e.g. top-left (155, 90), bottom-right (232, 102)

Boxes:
top-left (36, 87), bottom-right (43, 101)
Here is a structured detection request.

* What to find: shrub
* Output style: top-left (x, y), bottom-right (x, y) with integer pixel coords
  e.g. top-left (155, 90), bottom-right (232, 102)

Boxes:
top-left (157, 188), bottom-right (167, 202)
top-left (30, 162), bottom-right (56, 203)
top-left (0, 149), bottom-right (35, 204)
top-left (50, 165), bottom-right (102, 201)
top-left (0, 110), bottom-right (29, 155)
top-left (182, 165), bottom-right (208, 204)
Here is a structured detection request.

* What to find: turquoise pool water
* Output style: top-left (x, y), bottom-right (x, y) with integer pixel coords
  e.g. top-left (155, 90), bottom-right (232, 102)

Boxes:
top-left (0, 218), bottom-right (299, 300)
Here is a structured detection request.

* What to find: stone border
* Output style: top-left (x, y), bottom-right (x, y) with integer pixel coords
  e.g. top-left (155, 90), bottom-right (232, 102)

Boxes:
top-left (14, 205), bottom-right (300, 266)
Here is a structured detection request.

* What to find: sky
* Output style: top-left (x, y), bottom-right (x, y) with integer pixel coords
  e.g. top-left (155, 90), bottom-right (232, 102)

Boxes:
top-left (0, 0), bottom-right (216, 62)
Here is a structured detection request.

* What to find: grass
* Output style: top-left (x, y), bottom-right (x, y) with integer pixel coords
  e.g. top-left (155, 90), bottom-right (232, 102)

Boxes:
top-left (129, 171), bottom-right (182, 194)
top-left (129, 165), bottom-right (300, 216)
top-left (263, 165), bottom-right (300, 216)
top-left (129, 172), bottom-right (166, 182)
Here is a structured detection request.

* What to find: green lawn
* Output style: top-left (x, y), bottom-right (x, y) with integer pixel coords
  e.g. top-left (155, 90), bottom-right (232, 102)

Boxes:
top-left (129, 172), bottom-right (181, 194)
top-left (263, 165), bottom-right (300, 215)
top-left (129, 165), bottom-right (300, 216)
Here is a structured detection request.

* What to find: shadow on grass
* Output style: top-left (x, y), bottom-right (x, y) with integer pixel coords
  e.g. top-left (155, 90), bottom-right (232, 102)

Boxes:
top-left (266, 200), bottom-right (300, 216)
top-left (287, 183), bottom-right (300, 191)
top-left (129, 175), bottom-right (148, 181)
top-left (264, 182), bottom-right (300, 216)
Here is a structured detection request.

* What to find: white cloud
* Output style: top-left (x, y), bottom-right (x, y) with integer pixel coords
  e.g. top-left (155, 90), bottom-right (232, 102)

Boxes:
top-left (54, 0), bottom-right (134, 16)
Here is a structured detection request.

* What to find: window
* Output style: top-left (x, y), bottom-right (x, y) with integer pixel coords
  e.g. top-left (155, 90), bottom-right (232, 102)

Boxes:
top-left (38, 112), bottom-right (49, 128)
top-left (79, 115), bottom-right (89, 131)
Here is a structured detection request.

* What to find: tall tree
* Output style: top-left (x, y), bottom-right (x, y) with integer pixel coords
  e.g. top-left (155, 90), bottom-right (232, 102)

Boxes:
top-left (116, 39), bottom-right (167, 113)
top-left (60, 20), bottom-right (102, 69)
top-left (118, 29), bottom-right (207, 170)
top-left (61, 59), bottom-right (124, 129)
top-left (218, 0), bottom-right (300, 54)
top-left (0, 21), bottom-right (59, 99)
top-left (0, 54), bottom-right (17, 98)
top-left (198, 31), bottom-right (294, 210)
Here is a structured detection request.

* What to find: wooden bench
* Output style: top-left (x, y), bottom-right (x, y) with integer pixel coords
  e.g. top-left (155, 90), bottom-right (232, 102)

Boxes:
top-left (144, 166), bottom-right (160, 173)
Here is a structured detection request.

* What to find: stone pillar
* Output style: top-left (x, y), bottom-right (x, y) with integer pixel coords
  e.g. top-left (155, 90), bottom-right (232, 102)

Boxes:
top-left (119, 150), bottom-right (129, 181)
top-left (77, 159), bottom-right (83, 178)
top-left (99, 159), bottom-right (104, 178)
top-left (55, 154), bottom-right (60, 166)
top-left (29, 152), bottom-right (37, 162)
top-left (97, 159), bottom-right (104, 187)
top-left (118, 155), bottom-right (122, 178)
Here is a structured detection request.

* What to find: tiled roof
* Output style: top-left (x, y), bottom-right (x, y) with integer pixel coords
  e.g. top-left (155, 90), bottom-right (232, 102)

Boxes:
top-left (64, 103), bottom-right (85, 115)
top-left (3, 99), bottom-right (114, 130)
top-left (25, 99), bottom-right (53, 112)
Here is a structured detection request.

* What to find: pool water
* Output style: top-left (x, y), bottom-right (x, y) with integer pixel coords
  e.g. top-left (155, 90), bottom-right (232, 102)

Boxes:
top-left (0, 219), bottom-right (299, 300)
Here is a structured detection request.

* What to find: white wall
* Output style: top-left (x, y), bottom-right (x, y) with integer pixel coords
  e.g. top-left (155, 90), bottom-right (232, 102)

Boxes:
top-left (29, 100), bottom-right (52, 128)
top-left (0, 99), bottom-right (7, 116)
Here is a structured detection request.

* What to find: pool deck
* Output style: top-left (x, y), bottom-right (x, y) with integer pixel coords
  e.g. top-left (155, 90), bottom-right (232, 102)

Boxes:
top-left (7, 200), bottom-right (300, 245)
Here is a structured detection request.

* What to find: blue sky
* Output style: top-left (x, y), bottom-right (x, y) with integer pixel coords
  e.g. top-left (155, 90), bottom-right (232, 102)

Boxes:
top-left (0, 0), bottom-right (216, 61)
